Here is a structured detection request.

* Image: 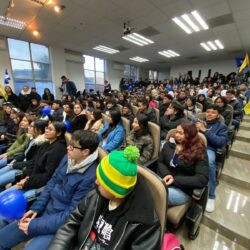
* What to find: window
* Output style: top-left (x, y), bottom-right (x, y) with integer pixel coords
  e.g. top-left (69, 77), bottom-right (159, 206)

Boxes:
top-left (8, 38), bottom-right (54, 96)
top-left (149, 70), bottom-right (158, 81)
top-left (124, 64), bottom-right (138, 81)
top-left (83, 55), bottom-right (105, 91)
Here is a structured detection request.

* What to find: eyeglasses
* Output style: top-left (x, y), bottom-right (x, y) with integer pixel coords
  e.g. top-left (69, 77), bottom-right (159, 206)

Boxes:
top-left (45, 127), bottom-right (56, 132)
top-left (68, 142), bottom-right (83, 151)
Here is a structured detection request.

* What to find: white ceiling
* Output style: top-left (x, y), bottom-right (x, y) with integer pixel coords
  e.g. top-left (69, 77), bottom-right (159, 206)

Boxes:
top-left (0, 0), bottom-right (250, 70)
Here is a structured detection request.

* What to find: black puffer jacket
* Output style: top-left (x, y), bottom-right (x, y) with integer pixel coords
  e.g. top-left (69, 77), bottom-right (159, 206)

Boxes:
top-left (48, 176), bottom-right (161, 250)
top-left (157, 141), bottom-right (209, 195)
top-left (22, 138), bottom-right (66, 189)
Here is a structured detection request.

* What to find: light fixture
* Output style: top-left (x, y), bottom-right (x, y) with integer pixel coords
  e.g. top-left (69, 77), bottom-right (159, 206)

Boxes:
top-left (172, 10), bottom-right (209, 34)
top-left (10, 0), bottom-right (15, 8)
top-left (158, 50), bottom-right (180, 58)
top-left (32, 30), bottom-right (40, 37)
top-left (93, 45), bottom-right (120, 54)
top-left (130, 56), bottom-right (149, 63)
top-left (54, 5), bottom-right (65, 13)
top-left (200, 40), bottom-right (224, 52)
top-left (122, 33), bottom-right (154, 46)
top-left (0, 16), bottom-right (26, 30)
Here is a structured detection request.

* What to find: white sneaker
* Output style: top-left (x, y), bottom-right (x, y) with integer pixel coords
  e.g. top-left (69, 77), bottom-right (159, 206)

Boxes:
top-left (206, 199), bottom-right (215, 213)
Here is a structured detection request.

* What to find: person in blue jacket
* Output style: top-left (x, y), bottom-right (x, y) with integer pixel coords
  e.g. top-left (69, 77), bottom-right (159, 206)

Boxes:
top-left (196, 104), bottom-right (228, 213)
top-left (0, 130), bottom-right (100, 250)
top-left (98, 109), bottom-right (125, 153)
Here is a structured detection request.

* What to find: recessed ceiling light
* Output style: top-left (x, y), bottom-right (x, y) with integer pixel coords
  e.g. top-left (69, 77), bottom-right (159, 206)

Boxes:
top-left (32, 30), bottom-right (40, 37)
top-left (93, 45), bottom-right (120, 54)
top-left (158, 50), bottom-right (180, 58)
top-left (0, 16), bottom-right (26, 30)
top-left (122, 33), bottom-right (154, 46)
top-left (130, 56), bottom-right (149, 62)
top-left (172, 10), bottom-right (208, 34)
top-left (54, 5), bottom-right (65, 13)
top-left (200, 40), bottom-right (224, 51)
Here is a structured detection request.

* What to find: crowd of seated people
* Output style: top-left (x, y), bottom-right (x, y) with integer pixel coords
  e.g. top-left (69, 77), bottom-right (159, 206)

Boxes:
top-left (0, 71), bottom-right (248, 249)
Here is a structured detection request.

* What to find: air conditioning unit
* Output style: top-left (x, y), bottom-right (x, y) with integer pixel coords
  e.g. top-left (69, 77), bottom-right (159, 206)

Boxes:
top-left (65, 49), bottom-right (84, 64)
top-left (113, 63), bottom-right (124, 71)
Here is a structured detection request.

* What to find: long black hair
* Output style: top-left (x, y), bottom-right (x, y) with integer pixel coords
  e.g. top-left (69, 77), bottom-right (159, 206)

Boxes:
top-left (135, 113), bottom-right (149, 136)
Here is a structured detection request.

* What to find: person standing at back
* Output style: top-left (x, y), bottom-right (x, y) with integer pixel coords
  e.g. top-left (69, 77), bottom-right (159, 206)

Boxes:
top-left (59, 76), bottom-right (77, 97)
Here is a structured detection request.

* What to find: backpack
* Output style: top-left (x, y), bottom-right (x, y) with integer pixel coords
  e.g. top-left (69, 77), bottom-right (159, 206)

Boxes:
top-left (161, 233), bottom-right (184, 250)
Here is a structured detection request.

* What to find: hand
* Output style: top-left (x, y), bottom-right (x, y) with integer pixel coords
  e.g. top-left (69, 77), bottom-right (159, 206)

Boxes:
top-left (0, 134), bottom-right (5, 140)
top-left (21, 210), bottom-right (37, 222)
top-left (18, 219), bottom-right (31, 235)
top-left (196, 122), bottom-right (207, 132)
top-left (163, 175), bottom-right (174, 186)
top-left (16, 177), bottom-right (29, 189)
top-left (0, 153), bottom-right (7, 159)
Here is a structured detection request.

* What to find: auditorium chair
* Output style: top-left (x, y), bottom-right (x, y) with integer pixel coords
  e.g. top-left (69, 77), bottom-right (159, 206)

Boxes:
top-left (116, 104), bottom-right (123, 113)
top-left (121, 117), bottom-right (130, 135)
top-left (142, 122), bottom-right (161, 170)
top-left (138, 166), bottom-right (167, 241)
top-left (131, 105), bottom-right (139, 116)
top-left (155, 108), bottom-right (160, 124)
top-left (206, 97), bottom-right (214, 104)
top-left (195, 102), bottom-right (203, 111)
top-left (165, 129), bottom-right (208, 240)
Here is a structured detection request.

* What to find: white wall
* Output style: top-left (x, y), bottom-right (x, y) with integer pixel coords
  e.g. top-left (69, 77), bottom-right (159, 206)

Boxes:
top-left (106, 60), bottom-right (123, 90)
top-left (0, 37), bottom-right (14, 91)
top-left (159, 69), bottom-right (170, 81)
top-left (170, 59), bottom-right (237, 80)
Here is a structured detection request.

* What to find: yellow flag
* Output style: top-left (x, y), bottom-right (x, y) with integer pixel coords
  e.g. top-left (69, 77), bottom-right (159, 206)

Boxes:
top-left (244, 101), bottom-right (250, 115)
top-left (239, 54), bottom-right (249, 73)
top-left (0, 84), bottom-right (8, 101)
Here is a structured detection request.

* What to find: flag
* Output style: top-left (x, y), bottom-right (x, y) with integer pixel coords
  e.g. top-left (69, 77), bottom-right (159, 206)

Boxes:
top-left (4, 69), bottom-right (11, 84)
top-left (0, 83), bottom-right (8, 100)
top-left (235, 57), bottom-right (244, 68)
top-left (239, 54), bottom-right (249, 73)
top-left (244, 101), bottom-right (250, 115)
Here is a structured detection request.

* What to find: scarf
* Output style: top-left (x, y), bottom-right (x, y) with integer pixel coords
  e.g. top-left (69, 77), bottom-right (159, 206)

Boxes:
top-left (67, 149), bottom-right (98, 174)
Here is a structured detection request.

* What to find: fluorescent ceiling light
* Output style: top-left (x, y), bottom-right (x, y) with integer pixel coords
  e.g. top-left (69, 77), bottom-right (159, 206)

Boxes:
top-left (207, 41), bottom-right (217, 50)
top-left (0, 16), bottom-right (26, 30)
top-left (173, 10), bottom-right (208, 34)
top-left (181, 14), bottom-right (200, 32)
top-left (172, 17), bottom-right (192, 34)
top-left (93, 45), bottom-right (120, 54)
top-left (159, 50), bottom-right (180, 58)
top-left (214, 39), bottom-right (224, 49)
top-left (122, 32), bottom-right (154, 46)
top-left (200, 40), bottom-right (224, 52)
top-left (191, 10), bottom-right (209, 30)
top-left (200, 43), bottom-right (211, 51)
top-left (130, 56), bottom-right (149, 63)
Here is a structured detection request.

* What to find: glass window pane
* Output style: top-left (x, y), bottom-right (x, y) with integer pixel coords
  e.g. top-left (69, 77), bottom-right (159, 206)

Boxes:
top-left (84, 70), bottom-right (95, 84)
top-left (124, 64), bottom-right (130, 76)
top-left (31, 43), bottom-right (50, 63)
top-left (96, 71), bottom-right (104, 85)
top-left (14, 80), bottom-right (35, 95)
top-left (35, 81), bottom-right (55, 97)
top-left (130, 66), bottom-right (137, 77)
top-left (8, 38), bottom-right (30, 60)
top-left (85, 83), bottom-right (96, 92)
top-left (84, 55), bottom-right (95, 70)
top-left (11, 59), bottom-right (33, 79)
top-left (33, 62), bottom-right (52, 80)
top-left (95, 58), bottom-right (104, 72)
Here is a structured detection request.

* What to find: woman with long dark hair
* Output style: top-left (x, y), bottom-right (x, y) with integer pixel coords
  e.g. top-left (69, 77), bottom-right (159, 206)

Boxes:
top-left (122, 113), bottom-right (153, 165)
top-left (84, 110), bottom-right (103, 133)
top-left (98, 110), bottom-right (125, 152)
top-left (157, 121), bottom-right (209, 205)
top-left (214, 96), bottom-right (231, 126)
top-left (70, 104), bottom-right (88, 132)
top-left (42, 88), bottom-right (54, 102)
top-left (185, 96), bottom-right (201, 121)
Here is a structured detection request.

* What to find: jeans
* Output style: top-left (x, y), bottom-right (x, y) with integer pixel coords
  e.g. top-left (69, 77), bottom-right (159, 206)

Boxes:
top-left (0, 185), bottom-right (37, 200)
top-left (0, 165), bottom-right (22, 187)
top-left (168, 187), bottom-right (191, 206)
top-left (207, 149), bottom-right (216, 199)
top-left (0, 217), bottom-right (54, 250)
top-left (0, 144), bottom-right (7, 154)
top-left (0, 158), bottom-right (7, 169)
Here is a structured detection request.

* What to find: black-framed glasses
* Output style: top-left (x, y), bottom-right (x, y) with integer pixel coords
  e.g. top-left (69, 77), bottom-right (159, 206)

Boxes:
top-left (67, 144), bottom-right (83, 151)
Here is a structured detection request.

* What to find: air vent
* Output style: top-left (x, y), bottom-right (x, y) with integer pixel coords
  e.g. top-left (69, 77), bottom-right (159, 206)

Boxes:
top-left (228, 49), bottom-right (244, 54)
top-left (207, 14), bottom-right (234, 28)
top-left (64, 49), bottom-right (83, 56)
top-left (114, 46), bottom-right (129, 51)
top-left (156, 61), bottom-right (169, 64)
top-left (138, 26), bottom-right (160, 37)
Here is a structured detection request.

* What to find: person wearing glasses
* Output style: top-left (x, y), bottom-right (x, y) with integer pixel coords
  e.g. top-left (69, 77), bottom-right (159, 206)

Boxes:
top-left (0, 122), bottom-right (67, 200)
top-left (0, 130), bottom-right (99, 250)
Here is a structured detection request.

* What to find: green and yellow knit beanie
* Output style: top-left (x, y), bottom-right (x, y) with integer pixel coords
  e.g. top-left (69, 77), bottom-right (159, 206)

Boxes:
top-left (96, 146), bottom-right (140, 198)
